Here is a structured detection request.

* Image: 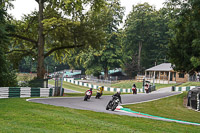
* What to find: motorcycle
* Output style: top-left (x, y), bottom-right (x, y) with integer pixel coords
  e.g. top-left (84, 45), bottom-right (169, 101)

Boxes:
top-left (84, 91), bottom-right (91, 101)
top-left (145, 86), bottom-right (149, 93)
top-left (132, 87), bottom-right (137, 94)
top-left (106, 96), bottom-right (120, 111)
top-left (95, 91), bottom-right (102, 99)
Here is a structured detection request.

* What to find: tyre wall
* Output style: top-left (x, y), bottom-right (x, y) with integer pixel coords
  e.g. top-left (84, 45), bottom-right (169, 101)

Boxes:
top-left (0, 87), bottom-right (55, 98)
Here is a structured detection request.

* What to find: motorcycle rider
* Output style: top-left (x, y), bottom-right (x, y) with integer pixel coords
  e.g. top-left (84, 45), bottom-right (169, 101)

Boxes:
top-left (99, 86), bottom-right (104, 95)
top-left (132, 83), bottom-right (137, 94)
top-left (95, 86), bottom-right (104, 99)
top-left (145, 83), bottom-right (149, 93)
top-left (85, 88), bottom-right (93, 99)
top-left (109, 91), bottom-right (122, 104)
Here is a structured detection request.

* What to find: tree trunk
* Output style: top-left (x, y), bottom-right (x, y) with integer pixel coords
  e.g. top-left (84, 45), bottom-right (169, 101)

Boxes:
top-left (37, 0), bottom-right (45, 79)
top-left (138, 41), bottom-right (142, 74)
top-left (104, 67), bottom-right (108, 80)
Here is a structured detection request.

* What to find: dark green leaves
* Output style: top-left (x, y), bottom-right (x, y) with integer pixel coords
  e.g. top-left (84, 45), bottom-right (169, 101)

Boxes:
top-left (168, 0), bottom-right (200, 73)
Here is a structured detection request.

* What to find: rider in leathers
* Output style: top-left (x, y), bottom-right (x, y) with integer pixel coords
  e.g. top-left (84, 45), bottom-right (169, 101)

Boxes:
top-left (110, 91), bottom-right (122, 104)
top-left (98, 86), bottom-right (104, 95)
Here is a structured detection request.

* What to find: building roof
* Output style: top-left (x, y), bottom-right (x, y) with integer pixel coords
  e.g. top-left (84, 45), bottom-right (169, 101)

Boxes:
top-left (101, 68), bottom-right (122, 75)
top-left (145, 63), bottom-right (173, 72)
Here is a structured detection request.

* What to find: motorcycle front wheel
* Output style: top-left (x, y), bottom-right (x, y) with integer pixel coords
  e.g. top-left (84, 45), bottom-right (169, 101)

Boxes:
top-left (84, 95), bottom-right (88, 101)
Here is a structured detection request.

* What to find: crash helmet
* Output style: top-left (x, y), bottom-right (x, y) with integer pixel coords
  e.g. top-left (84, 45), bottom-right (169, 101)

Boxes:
top-left (117, 90), bottom-right (121, 94)
top-left (90, 88), bottom-right (93, 91)
top-left (102, 86), bottom-right (104, 88)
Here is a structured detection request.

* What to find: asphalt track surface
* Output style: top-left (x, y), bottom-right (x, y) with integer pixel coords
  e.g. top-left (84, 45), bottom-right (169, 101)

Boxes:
top-left (28, 91), bottom-right (180, 116)
top-left (28, 92), bottom-right (179, 115)
top-left (27, 88), bottom-right (200, 125)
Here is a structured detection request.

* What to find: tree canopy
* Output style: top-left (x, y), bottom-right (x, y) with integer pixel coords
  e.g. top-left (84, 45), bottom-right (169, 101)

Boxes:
top-left (8, 0), bottom-right (109, 79)
top-left (167, 0), bottom-right (200, 73)
top-left (63, 0), bottom-right (124, 79)
top-left (5, 0), bottom-right (200, 80)
top-left (123, 3), bottom-right (170, 76)
top-left (0, 0), bottom-right (17, 87)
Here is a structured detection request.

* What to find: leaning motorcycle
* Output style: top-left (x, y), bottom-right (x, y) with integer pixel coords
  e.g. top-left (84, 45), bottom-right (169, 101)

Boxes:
top-left (95, 91), bottom-right (102, 99)
top-left (84, 91), bottom-right (91, 101)
top-left (106, 96), bottom-right (120, 111)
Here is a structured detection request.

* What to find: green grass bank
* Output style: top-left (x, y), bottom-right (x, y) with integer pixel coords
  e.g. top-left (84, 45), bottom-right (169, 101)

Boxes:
top-left (124, 92), bottom-right (200, 124)
top-left (177, 82), bottom-right (200, 87)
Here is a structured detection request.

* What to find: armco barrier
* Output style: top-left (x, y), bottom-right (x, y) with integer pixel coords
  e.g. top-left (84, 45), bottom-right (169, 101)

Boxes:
top-left (171, 86), bottom-right (196, 92)
top-left (64, 78), bottom-right (145, 93)
top-left (0, 87), bottom-right (55, 98)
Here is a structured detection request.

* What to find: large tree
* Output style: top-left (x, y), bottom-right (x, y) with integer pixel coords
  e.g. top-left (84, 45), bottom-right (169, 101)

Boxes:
top-left (65, 0), bottom-right (124, 79)
top-left (8, 0), bottom-right (107, 79)
top-left (123, 3), bottom-right (170, 76)
top-left (124, 3), bottom-right (155, 74)
top-left (167, 0), bottom-right (200, 73)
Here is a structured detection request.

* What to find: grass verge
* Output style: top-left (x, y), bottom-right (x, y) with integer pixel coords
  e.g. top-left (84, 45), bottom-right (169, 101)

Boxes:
top-left (49, 80), bottom-right (88, 93)
top-left (111, 80), bottom-right (175, 90)
top-left (53, 80), bottom-right (174, 93)
top-left (0, 96), bottom-right (200, 132)
top-left (49, 80), bottom-right (115, 95)
top-left (177, 82), bottom-right (200, 87)
top-left (124, 92), bottom-right (200, 124)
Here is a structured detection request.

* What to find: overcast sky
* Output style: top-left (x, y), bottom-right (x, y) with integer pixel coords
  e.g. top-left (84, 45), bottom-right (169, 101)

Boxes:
top-left (8, 0), bottom-right (166, 20)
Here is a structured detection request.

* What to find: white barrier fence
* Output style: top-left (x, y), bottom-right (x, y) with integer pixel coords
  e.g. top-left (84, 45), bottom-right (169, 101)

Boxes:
top-left (64, 78), bottom-right (145, 93)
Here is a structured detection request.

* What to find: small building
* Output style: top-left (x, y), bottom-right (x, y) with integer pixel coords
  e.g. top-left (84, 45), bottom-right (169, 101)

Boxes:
top-left (145, 63), bottom-right (189, 84)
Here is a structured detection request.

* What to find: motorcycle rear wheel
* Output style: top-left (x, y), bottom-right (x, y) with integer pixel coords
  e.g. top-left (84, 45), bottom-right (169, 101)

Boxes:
top-left (111, 103), bottom-right (117, 111)
top-left (106, 105), bottom-right (109, 110)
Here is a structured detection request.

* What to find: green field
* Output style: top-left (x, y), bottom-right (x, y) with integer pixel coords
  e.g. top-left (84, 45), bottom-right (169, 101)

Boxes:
top-left (0, 94), bottom-right (200, 133)
top-left (124, 92), bottom-right (200, 124)
top-left (177, 82), bottom-right (200, 87)
top-left (111, 80), bottom-right (175, 89)
top-left (49, 80), bottom-right (115, 95)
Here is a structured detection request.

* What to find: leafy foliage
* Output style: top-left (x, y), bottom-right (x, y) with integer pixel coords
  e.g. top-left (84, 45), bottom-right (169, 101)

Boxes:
top-left (123, 3), bottom-right (170, 76)
top-left (0, 0), bottom-right (17, 87)
top-left (64, 0), bottom-right (124, 79)
top-left (167, 0), bottom-right (200, 73)
top-left (8, 0), bottom-right (109, 79)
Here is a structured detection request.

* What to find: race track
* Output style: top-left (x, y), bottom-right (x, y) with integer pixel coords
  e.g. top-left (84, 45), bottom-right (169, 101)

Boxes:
top-left (27, 88), bottom-right (180, 117)
top-left (27, 88), bottom-right (200, 126)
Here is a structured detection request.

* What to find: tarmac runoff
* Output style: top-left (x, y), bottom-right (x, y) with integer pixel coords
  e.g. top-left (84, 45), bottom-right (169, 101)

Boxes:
top-left (116, 106), bottom-right (200, 126)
